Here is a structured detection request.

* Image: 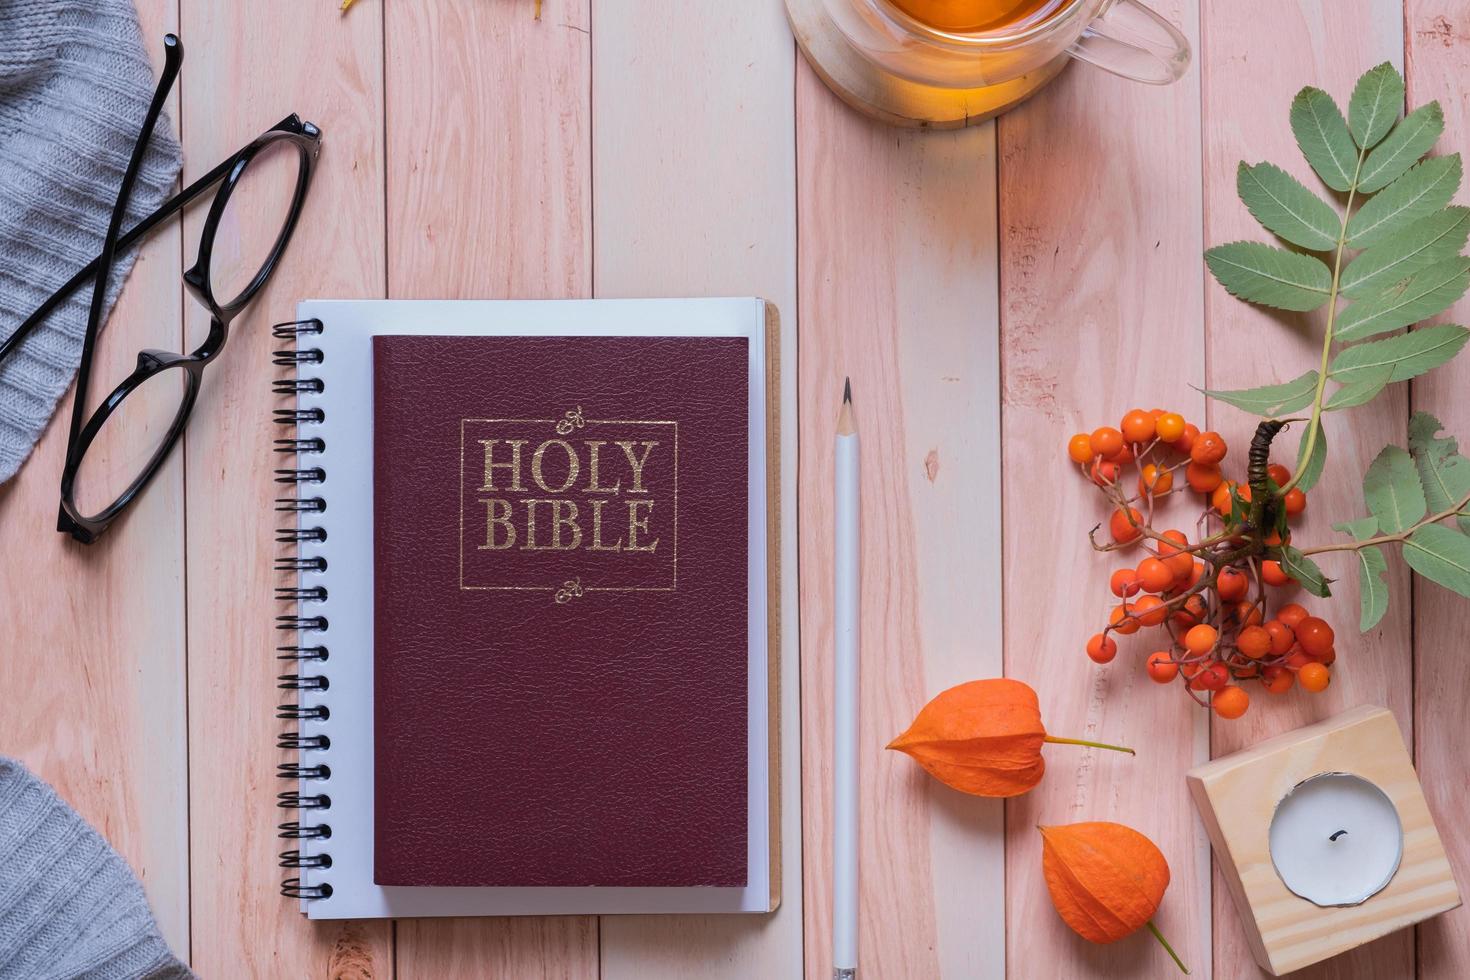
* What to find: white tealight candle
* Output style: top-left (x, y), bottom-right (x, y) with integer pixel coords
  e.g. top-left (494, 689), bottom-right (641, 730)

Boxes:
top-left (1269, 772), bottom-right (1404, 908)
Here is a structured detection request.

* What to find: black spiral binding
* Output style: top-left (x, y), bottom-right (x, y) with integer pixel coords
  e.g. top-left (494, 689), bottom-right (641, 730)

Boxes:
top-left (273, 317), bottom-right (333, 902)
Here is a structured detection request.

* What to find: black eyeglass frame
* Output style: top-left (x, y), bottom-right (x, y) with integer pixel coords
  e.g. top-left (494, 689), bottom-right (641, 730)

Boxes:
top-left (0, 34), bottom-right (322, 543)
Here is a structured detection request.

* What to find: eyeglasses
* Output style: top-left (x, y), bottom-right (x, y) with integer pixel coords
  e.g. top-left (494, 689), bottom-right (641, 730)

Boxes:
top-left (0, 34), bottom-right (321, 543)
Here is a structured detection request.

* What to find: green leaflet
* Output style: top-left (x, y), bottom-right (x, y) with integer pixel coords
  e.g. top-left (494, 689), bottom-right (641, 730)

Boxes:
top-left (1334, 256), bottom-right (1470, 341)
top-left (1205, 241), bottom-right (1332, 311)
top-left (1200, 370), bottom-right (1318, 415)
top-left (1407, 411), bottom-right (1470, 534)
top-left (1333, 516), bottom-right (1380, 539)
top-left (1295, 417), bottom-right (1327, 492)
top-left (1328, 323), bottom-right (1469, 384)
top-left (1358, 102), bottom-right (1445, 193)
top-left (1280, 545), bottom-right (1332, 597)
top-left (1346, 154), bottom-right (1462, 247)
top-left (1325, 364), bottom-right (1392, 410)
top-left (1363, 445), bottom-right (1427, 533)
top-left (1349, 63), bottom-right (1404, 149)
top-left (1237, 162), bottom-right (1340, 251)
top-left (1339, 206), bottom-right (1470, 299)
top-left (1355, 546), bottom-right (1391, 631)
top-left (1291, 87), bottom-right (1359, 192)
top-left (1403, 523), bottom-right (1470, 597)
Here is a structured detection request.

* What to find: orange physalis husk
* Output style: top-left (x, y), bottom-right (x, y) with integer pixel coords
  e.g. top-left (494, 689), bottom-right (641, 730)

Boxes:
top-left (1039, 822), bottom-right (1189, 974)
top-left (886, 678), bottom-right (1133, 798)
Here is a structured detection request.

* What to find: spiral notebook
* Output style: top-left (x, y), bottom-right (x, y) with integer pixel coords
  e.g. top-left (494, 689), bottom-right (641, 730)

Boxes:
top-left (273, 298), bottom-right (780, 919)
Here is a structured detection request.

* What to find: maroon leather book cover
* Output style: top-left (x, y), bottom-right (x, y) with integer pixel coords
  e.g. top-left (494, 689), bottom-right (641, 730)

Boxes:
top-left (372, 334), bottom-right (749, 887)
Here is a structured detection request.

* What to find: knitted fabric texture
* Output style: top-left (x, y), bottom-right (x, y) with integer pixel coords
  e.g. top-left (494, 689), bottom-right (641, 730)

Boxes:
top-left (0, 757), bottom-right (193, 979)
top-left (0, 0), bottom-right (183, 483)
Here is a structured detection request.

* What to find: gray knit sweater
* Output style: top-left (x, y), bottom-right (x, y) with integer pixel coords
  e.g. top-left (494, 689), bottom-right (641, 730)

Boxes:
top-left (0, 0), bottom-right (183, 483)
top-left (0, 757), bottom-right (192, 979)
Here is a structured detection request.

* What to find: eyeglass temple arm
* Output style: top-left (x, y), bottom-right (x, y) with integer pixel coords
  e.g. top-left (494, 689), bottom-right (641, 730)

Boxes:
top-left (65, 34), bottom-right (184, 457)
top-left (0, 114), bottom-right (301, 367)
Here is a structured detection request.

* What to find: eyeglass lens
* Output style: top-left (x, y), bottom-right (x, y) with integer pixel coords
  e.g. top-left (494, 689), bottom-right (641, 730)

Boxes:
top-left (208, 139), bottom-right (307, 310)
top-left (70, 366), bottom-right (188, 520)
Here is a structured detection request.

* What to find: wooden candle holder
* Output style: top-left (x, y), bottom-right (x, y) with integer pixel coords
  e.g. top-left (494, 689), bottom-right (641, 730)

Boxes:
top-left (1187, 705), bottom-right (1461, 975)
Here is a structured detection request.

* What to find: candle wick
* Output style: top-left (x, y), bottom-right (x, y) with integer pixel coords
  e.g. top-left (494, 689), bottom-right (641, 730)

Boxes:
top-left (1329, 829), bottom-right (1348, 842)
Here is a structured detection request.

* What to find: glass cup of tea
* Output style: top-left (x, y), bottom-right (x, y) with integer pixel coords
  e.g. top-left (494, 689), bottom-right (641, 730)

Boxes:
top-left (821, 0), bottom-right (1190, 119)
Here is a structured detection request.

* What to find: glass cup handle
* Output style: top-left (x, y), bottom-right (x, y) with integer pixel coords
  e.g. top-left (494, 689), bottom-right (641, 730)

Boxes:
top-left (1066, 0), bottom-right (1191, 85)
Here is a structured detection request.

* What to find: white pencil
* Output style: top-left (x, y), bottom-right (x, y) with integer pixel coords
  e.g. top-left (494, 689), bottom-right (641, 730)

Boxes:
top-left (833, 378), bottom-right (859, 980)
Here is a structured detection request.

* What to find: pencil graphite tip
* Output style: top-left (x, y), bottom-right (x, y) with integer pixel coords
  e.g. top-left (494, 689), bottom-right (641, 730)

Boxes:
top-left (843, 377), bottom-right (852, 405)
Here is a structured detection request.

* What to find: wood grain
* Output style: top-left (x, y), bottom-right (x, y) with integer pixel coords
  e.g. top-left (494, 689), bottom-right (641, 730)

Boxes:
top-left (1198, 3), bottom-right (1411, 976)
top-left (0, 0), bottom-right (189, 959)
top-left (797, 59), bottom-right (1005, 979)
top-left (996, 3), bottom-right (1210, 975)
top-left (1405, 5), bottom-right (1470, 976)
top-left (178, 2), bottom-right (390, 975)
top-left (591, 1), bottom-right (803, 974)
top-left (384, 1), bottom-right (595, 976)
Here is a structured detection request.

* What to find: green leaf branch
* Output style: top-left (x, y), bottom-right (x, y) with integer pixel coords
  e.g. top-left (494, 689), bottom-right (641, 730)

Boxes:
top-left (1203, 62), bottom-right (1470, 631)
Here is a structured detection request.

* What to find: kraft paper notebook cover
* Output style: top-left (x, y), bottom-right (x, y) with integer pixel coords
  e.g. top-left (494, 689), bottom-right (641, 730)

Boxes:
top-left (273, 298), bottom-right (780, 919)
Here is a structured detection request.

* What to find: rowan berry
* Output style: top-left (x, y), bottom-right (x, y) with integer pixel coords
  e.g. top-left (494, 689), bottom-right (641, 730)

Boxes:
top-left (1284, 650), bottom-right (1314, 671)
top-left (1263, 619), bottom-right (1295, 655)
top-left (1146, 652), bottom-right (1178, 683)
top-left (1189, 662), bottom-right (1229, 691)
top-left (1184, 623), bottom-right (1218, 654)
top-left (1185, 461), bottom-right (1223, 493)
top-left (1211, 481), bottom-right (1236, 515)
top-left (1284, 487), bottom-right (1307, 517)
top-left (1090, 459), bottom-right (1121, 485)
top-left (1110, 568), bottom-right (1142, 598)
top-left (1109, 604), bottom-right (1141, 635)
top-left (1236, 624), bottom-right (1271, 658)
top-left (1217, 566), bottom-right (1249, 602)
top-left (1191, 431), bottom-right (1228, 464)
top-left (1298, 662), bottom-right (1331, 692)
top-left (1312, 646), bottom-right (1336, 666)
top-left (1156, 530), bottom-right (1194, 578)
top-left (1232, 660), bottom-right (1261, 679)
top-left (1261, 665), bottom-right (1294, 694)
top-left (1213, 685), bottom-right (1250, 719)
top-left (1263, 528), bottom-right (1288, 547)
top-left (1087, 633), bottom-right (1118, 664)
top-left (1108, 443), bottom-right (1136, 465)
top-left (1121, 409), bottom-right (1156, 444)
top-left (1261, 560), bottom-right (1292, 587)
top-left (1134, 594), bottom-right (1168, 627)
top-left (1155, 412), bottom-right (1186, 443)
top-left (1180, 560), bottom-right (1205, 590)
top-left (1234, 600), bottom-right (1264, 628)
top-left (1137, 558), bottom-right (1175, 593)
top-left (1177, 423), bottom-right (1200, 453)
top-left (1295, 617), bottom-right (1334, 657)
top-left (1267, 463), bottom-right (1291, 487)
top-left (1091, 426), bottom-right (1124, 459)
top-left (1110, 507), bottom-right (1144, 544)
top-left (1275, 602), bottom-right (1309, 629)
top-left (1067, 433), bottom-right (1094, 464)
top-left (1174, 594), bottom-right (1208, 629)
top-left (1138, 463), bottom-right (1173, 496)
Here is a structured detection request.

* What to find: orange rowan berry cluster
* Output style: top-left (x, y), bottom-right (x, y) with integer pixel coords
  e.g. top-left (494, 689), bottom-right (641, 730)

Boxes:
top-left (1068, 409), bottom-right (1333, 720)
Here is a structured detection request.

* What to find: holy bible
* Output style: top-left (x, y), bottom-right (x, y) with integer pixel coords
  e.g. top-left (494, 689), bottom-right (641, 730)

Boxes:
top-left (273, 298), bottom-right (779, 918)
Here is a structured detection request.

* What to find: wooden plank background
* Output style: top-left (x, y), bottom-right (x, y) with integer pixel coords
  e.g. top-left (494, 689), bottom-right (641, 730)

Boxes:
top-left (0, 1), bottom-right (1466, 977)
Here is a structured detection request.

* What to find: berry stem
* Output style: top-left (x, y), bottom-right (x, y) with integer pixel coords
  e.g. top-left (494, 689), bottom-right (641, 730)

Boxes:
top-left (1043, 735), bottom-right (1136, 755)
top-left (1276, 144), bottom-right (1366, 500)
top-left (1147, 920), bottom-right (1190, 974)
